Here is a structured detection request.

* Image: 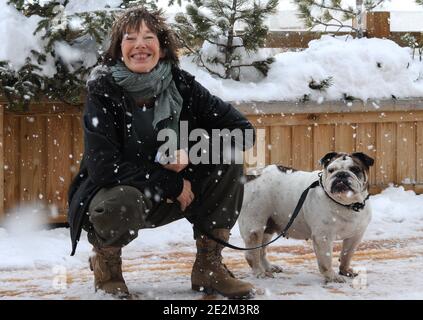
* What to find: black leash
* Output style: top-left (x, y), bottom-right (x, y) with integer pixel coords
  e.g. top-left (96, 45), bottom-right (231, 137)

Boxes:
top-left (194, 179), bottom-right (320, 251)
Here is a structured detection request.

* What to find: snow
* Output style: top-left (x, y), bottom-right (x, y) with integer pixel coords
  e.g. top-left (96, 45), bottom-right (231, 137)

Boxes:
top-left (0, 0), bottom-right (44, 71)
top-left (2, 1), bottom-right (423, 102)
top-left (1, 185), bottom-right (423, 299)
top-left (182, 35), bottom-right (423, 102)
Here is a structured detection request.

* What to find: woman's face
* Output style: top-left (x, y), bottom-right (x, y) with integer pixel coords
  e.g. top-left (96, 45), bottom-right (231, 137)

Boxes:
top-left (121, 21), bottom-right (163, 73)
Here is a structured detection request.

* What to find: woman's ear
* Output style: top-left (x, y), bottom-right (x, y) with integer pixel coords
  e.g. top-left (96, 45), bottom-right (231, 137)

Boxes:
top-left (160, 48), bottom-right (166, 59)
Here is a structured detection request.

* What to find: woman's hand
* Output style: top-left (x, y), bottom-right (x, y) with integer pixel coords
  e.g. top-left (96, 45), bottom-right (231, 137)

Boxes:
top-left (163, 149), bottom-right (189, 173)
top-left (177, 179), bottom-right (195, 211)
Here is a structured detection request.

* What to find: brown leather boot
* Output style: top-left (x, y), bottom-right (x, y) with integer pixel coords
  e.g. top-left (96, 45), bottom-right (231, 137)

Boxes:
top-left (191, 229), bottom-right (255, 299)
top-left (89, 246), bottom-right (129, 296)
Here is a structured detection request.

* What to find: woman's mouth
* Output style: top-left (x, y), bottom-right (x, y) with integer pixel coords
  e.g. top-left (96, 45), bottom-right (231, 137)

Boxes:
top-left (130, 53), bottom-right (151, 61)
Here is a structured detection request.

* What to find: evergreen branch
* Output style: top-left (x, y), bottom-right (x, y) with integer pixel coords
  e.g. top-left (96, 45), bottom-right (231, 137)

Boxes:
top-left (364, 0), bottom-right (386, 11)
top-left (309, 77), bottom-right (334, 91)
top-left (309, 17), bottom-right (359, 33)
top-left (299, 0), bottom-right (356, 16)
top-left (205, 39), bottom-right (244, 49)
top-left (175, 32), bottom-right (224, 78)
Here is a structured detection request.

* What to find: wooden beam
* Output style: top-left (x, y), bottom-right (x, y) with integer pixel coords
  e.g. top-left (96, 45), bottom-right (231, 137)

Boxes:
top-left (0, 104), bottom-right (4, 222)
top-left (366, 11), bottom-right (391, 39)
top-left (246, 110), bottom-right (423, 127)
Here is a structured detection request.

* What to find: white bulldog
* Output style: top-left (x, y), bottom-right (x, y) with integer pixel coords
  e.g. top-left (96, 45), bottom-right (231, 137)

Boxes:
top-left (239, 152), bottom-right (374, 283)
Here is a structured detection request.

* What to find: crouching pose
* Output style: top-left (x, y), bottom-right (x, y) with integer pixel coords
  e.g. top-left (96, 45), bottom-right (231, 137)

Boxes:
top-left (68, 7), bottom-right (255, 299)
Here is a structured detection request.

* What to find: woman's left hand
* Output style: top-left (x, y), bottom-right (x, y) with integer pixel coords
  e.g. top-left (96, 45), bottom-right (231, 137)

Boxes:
top-left (163, 149), bottom-right (189, 173)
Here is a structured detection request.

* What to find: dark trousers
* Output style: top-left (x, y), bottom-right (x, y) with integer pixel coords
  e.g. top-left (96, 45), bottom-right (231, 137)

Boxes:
top-left (83, 164), bottom-right (244, 248)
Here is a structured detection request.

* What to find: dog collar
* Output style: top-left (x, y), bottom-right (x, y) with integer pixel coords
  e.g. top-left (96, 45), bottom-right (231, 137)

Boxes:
top-left (318, 172), bottom-right (369, 212)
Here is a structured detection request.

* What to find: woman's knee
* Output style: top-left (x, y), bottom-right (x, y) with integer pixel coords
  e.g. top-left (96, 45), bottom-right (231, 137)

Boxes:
top-left (88, 185), bottom-right (149, 242)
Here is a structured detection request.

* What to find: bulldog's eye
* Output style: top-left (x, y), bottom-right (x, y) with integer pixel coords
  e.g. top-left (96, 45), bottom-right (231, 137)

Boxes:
top-left (328, 168), bottom-right (335, 173)
top-left (351, 166), bottom-right (361, 175)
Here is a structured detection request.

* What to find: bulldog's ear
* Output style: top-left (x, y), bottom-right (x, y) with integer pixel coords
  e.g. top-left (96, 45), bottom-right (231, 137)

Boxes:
top-left (319, 152), bottom-right (339, 167)
top-left (352, 152), bottom-right (375, 168)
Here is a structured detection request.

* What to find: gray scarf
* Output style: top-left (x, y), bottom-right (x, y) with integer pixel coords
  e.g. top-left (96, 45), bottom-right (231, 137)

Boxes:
top-left (111, 61), bottom-right (183, 140)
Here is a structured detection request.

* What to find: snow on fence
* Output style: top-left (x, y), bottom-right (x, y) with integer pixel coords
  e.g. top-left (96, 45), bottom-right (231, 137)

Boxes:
top-left (1, 99), bottom-right (423, 224)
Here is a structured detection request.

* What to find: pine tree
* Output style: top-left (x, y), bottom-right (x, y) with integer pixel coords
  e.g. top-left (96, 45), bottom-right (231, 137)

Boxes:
top-left (401, 1), bottom-right (423, 62)
top-left (1, 0), bottom-right (157, 111)
top-left (293, 0), bottom-right (386, 38)
top-left (174, 0), bottom-right (278, 81)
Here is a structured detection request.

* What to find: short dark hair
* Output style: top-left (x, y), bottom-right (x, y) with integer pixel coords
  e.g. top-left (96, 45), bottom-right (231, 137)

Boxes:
top-left (103, 7), bottom-right (179, 66)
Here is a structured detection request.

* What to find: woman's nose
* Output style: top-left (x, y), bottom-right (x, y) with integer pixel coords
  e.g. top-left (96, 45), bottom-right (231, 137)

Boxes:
top-left (134, 38), bottom-right (147, 48)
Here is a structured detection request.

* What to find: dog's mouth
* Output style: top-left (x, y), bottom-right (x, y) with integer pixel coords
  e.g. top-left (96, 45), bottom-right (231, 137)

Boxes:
top-left (330, 179), bottom-right (354, 193)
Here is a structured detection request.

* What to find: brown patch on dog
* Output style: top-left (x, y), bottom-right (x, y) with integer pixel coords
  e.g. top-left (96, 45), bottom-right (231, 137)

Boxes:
top-left (245, 175), bottom-right (259, 183)
top-left (264, 217), bottom-right (283, 234)
top-left (319, 152), bottom-right (344, 167)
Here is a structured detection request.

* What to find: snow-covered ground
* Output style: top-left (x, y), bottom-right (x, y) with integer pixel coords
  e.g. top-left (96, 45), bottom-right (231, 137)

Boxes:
top-left (1, 185), bottom-right (423, 300)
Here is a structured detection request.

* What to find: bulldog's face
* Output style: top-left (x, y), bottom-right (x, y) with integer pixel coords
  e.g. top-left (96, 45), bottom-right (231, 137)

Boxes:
top-left (319, 152), bottom-right (374, 205)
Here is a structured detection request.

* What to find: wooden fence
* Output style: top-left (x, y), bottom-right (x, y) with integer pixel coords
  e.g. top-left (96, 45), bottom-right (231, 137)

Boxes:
top-left (265, 12), bottom-right (423, 48)
top-left (0, 103), bottom-right (83, 224)
top-left (241, 100), bottom-right (423, 195)
top-left (1, 99), bottom-right (423, 224)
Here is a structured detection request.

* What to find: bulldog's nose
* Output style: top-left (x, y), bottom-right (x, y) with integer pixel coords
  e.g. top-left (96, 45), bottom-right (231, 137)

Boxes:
top-left (335, 171), bottom-right (350, 179)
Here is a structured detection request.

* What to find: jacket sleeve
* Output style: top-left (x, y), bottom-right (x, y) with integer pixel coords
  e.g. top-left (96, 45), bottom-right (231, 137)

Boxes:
top-left (189, 78), bottom-right (256, 151)
top-left (83, 93), bottom-right (184, 200)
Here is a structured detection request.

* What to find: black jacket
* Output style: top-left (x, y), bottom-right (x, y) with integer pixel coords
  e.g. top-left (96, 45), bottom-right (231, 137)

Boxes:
top-left (67, 65), bottom-right (255, 255)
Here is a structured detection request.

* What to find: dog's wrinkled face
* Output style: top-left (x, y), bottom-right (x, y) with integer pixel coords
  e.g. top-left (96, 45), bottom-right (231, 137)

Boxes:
top-left (319, 152), bottom-right (374, 205)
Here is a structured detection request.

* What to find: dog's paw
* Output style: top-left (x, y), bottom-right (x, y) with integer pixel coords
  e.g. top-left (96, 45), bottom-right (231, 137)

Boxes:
top-left (254, 270), bottom-right (274, 279)
top-left (324, 272), bottom-right (346, 283)
top-left (339, 268), bottom-right (358, 278)
top-left (267, 264), bottom-right (283, 273)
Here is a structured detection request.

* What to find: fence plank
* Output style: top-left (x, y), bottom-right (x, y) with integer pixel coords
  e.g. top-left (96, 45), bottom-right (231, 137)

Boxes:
top-left (376, 123), bottom-right (396, 185)
top-left (355, 123), bottom-right (377, 185)
top-left (19, 116), bottom-right (46, 203)
top-left (0, 106), bottom-right (4, 221)
top-left (270, 126), bottom-right (292, 166)
top-left (366, 12), bottom-right (391, 39)
top-left (292, 125), bottom-right (313, 171)
top-left (71, 116), bottom-right (84, 182)
top-left (46, 115), bottom-right (73, 219)
top-left (396, 122), bottom-right (416, 184)
top-left (245, 126), bottom-right (268, 169)
top-left (313, 124), bottom-right (335, 170)
top-left (3, 116), bottom-right (20, 214)
top-left (335, 124), bottom-right (356, 153)
top-left (417, 123), bottom-right (423, 184)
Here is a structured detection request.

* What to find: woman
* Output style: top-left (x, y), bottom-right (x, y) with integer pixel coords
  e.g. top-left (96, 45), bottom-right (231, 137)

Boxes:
top-left (68, 6), bottom-right (255, 299)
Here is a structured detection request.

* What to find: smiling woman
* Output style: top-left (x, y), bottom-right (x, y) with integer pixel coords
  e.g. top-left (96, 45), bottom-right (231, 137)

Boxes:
top-left (121, 22), bottom-right (163, 73)
top-left (67, 6), bottom-right (256, 299)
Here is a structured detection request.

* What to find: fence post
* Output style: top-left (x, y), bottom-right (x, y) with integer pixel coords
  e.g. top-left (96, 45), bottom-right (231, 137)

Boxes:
top-left (366, 11), bottom-right (390, 38)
